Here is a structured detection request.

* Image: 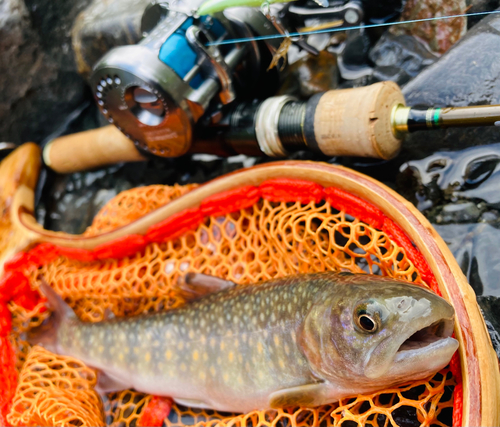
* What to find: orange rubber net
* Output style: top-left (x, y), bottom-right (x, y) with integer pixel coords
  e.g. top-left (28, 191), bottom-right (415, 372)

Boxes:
top-left (1, 178), bottom-right (461, 427)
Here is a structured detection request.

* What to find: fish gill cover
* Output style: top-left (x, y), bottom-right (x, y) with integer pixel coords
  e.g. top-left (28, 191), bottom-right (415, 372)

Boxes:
top-left (2, 179), bottom-right (460, 427)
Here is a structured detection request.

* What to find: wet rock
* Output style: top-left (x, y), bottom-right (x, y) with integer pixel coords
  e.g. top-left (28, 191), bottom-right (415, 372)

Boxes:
top-left (467, 0), bottom-right (500, 28)
top-left (278, 51), bottom-right (338, 99)
top-left (477, 295), bottom-right (500, 360)
top-left (401, 12), bottom-right (500, 160)
top-left (72, 0), bottom-right (150, 78)
top-left (0, 0), bottom-right (93, 144)
top-left (369, 33), bottom-right (437, 85)
top-left (399, 144), bottom-right (500, 213)
top-left (37, 154), bottom-right (252, 234)
top-left (433, 222), bottom-right (500, 297)
top-left (390, 0), bottom-right (467, 54)
top-left (360, 0), bottom-right (405, 23)
top-left (434, 201), bottom-right (482, 224)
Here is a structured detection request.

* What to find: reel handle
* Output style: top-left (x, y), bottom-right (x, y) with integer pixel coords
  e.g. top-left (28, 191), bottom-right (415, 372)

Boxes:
top-left (43, 126), bottom-right (146, 173)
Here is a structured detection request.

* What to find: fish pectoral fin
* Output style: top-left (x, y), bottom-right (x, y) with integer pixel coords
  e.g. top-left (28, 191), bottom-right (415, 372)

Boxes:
top-left (95, 371), bottom-right (131, 394)
top-left (173, 397), bottom-right (210, 409)
top-left (177, 273), bottom-right (236, 301)
top-left (269, 383), bottom-right (329, 409)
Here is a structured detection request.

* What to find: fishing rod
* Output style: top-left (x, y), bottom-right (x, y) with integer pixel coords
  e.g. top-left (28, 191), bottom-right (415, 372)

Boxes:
top-left (43, 81), bottom-right (500, 172)
top-left (39, 7), bottom-right (500, 172)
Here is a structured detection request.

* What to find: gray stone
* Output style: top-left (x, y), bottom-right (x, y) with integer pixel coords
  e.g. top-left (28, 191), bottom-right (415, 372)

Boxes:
top-left (401, 12), bottom-right (500, 160)
top-left (72, 0), bottom-right (149, 78)
top-left (369, 33), bottom-right (437, 85)
top-left (0, 0), bottom-right (93, 144)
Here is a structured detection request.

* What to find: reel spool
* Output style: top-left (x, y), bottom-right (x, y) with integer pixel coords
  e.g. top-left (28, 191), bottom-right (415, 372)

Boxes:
top-left (90, 1), bottom-right (283, 158)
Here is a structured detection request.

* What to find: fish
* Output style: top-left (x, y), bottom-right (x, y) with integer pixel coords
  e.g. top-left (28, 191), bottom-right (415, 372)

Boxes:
top-left (29, 272), bottom-right (459, 413)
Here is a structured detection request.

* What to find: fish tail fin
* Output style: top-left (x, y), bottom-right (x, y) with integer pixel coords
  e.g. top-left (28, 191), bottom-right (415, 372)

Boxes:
top-left (27, 280), bottom-right (77, 352)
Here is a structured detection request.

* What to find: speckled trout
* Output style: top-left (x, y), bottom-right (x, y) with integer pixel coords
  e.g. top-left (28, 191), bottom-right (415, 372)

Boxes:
top-left (30, 272), bottom-right (458, 413)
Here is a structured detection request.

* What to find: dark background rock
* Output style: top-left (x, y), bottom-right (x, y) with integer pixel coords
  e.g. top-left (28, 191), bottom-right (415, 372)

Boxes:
top-left (401, 12), bottom-right (500, 160)
top-left (369, 33), bottom-right (437, 85)
top-left (467, 0), bottom-right (500, 28)
top-left (477, 296), bottom-right (500, 359)
top-left (72, 0), bottom-right (149, 78)
top-left (433, 223), bottom-right (500, 297)
top-left (0, 0), bottom-right (93, 144)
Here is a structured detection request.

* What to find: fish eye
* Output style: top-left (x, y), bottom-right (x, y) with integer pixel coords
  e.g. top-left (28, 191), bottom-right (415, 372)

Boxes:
top-left (354, 308), bottom-right (380, 334)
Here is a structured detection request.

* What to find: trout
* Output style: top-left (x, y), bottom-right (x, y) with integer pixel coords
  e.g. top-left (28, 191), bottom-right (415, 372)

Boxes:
top-left (30, 272), bottom-right (458, 413)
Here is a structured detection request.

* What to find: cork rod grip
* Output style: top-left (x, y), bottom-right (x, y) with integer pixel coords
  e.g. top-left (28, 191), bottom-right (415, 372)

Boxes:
top-left (312, 81), bottom-right (405, 159)
top-left (43, 126), bottom-right (146, 173)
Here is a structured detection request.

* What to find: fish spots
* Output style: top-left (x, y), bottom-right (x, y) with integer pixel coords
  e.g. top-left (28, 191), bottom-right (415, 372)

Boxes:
top-left (260, 312), bottom-right (265, 322)
top-left (178, 342), bottom-right (184, 351)
top-left (284, 344), bottom-right (290, 356)
top-left (145, 352), bottom-right (151, 363)
top-left (199, 371), bottom-right (206, 381)
top-left (189, 330), bottom-right (195, 339)
top-left (257, 342), bottom-right (263, 355)
top-left (133, 347), bottom-right (140, 355)
top-left (223, 373), bottom-right (229, 382)
top-left (153, 340), bottom-right (160, 348)
top-left (118, 353), bottom-right (124, 362)
top-left (203, 352), bottom-right (209, 362)
top-left (193, 350), bottom-right (199, 361)
top-left (98, 345), bottom-right (104, 353)
top-left (279, 359), bottom-right (285, 369)
top-left (210, 338), bottom-right (216, 348)
top-left (166, 350), bottom-right (173, 361)
top-left (220, 341), bottom-right (225, 351)
top-left (228, 352), bottom-right (234, 362)
top-left (180, 363), bottom-right (187, 372)
top-left (210, 366), bottom-right (216, 376)
top-left (200, 335), bottom-right (207, 345)
top-left (274, 335), bottom-right (280, 346)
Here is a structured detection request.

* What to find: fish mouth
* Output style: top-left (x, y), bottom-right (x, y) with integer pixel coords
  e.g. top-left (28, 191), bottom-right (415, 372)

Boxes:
top-left (393, 317), bottom-right (458, 368)
top-left (396, 318), bottom-right (454, 354)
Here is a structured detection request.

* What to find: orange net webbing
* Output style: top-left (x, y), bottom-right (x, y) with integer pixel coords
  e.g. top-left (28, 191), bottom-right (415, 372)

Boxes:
top-left (5, 180), bottom-right (459, 427)
top-left (84, 184), bottom-right (198, 236)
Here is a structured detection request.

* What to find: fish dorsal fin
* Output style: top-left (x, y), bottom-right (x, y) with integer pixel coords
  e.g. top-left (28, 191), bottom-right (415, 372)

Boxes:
top-left (40, 280), bottom-right (76, 320)
top-left (269, 382), bottom-right (328, 409)
top-left (176, 273), bottom-right (236, 302)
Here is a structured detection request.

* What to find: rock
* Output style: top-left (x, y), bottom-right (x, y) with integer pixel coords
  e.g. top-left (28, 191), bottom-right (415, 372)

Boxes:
top-left (278, 51), bottom-right (339, 99)
top-left (433, 222), bottom-right (500, 297)
top-left (399, 143), bottom-right (500, 212)
top-left (369, 32), bottom-right (437, 85)
top-left (435, 201), bottom-right (482, 224)
top-left (0, 0), bottom-right (93, 144)
top-left (477, 295), bottom-right (500, 360)
top-left (467, 0), bottom-right (500, 28)
top-left (72, 0), bottom-right (149, 78)
top-left (401, 12), bottom-right (500, 160)
top-left (390, 0), bottom-right (467, 54)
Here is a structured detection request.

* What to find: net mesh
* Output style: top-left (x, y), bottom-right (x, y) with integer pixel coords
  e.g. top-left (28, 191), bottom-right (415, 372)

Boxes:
top-left (6, 183), bottom-right (457, 427)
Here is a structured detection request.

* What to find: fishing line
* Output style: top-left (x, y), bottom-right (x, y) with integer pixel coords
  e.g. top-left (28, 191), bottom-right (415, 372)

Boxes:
top-left (207, 9), bottom-right (500, 46)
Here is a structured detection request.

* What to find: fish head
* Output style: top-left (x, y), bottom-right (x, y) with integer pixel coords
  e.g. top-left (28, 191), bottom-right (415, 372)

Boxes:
top-left (300, 274), bottom-right (459, 390)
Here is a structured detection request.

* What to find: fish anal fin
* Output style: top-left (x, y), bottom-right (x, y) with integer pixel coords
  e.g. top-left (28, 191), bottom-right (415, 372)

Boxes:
top-left (269, 383), bottom-right (328, 409)
top-left (95, 371), bottom-right (131, 394)
top-left (177, 273), bottom-right (236, 301)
